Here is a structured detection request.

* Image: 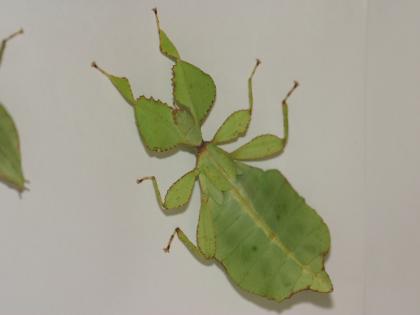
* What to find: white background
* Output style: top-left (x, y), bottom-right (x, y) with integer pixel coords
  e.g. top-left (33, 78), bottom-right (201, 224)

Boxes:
top-left (0, 1), bottom-right (419, 314)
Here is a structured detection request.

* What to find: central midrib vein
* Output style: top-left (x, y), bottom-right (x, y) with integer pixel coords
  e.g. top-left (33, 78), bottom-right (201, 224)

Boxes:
top-left (205, 150), bottom-right (314, 275)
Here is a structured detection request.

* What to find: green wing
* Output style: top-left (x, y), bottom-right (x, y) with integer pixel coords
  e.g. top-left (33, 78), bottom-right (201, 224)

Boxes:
top-left (0, 103), bottom-right (25, 192)
top-left (198, 144), bottom-right (331, 302)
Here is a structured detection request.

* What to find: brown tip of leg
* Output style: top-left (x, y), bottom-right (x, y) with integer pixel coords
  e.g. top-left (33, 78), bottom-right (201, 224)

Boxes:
top-left (163, 229), bottom-right (177, 253)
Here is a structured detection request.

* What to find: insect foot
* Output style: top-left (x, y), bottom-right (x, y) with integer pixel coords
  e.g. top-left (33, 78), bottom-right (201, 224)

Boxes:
top-left (163, 228), bottom-right (178, 253)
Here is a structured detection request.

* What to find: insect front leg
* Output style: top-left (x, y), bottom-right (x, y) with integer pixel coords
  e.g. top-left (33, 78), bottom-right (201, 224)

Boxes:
top-left (163, 227), bottom-right (210, 261)
top-left (137, 168), bottom-right (199, 211)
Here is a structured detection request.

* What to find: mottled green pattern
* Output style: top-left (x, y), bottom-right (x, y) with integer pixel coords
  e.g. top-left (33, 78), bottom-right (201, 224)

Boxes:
top-left (198, 144), bottom-right (331, 301)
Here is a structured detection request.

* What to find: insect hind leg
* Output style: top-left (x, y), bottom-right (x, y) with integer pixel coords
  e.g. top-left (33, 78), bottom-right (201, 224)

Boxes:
top-left (164, 227), bottom-right (210, 261)
top-left (281, 80), bottom-right (299, 147)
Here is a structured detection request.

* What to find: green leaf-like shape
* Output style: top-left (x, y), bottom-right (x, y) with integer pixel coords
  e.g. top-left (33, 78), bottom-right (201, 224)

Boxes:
top-left (231, 134), bottom-right (285, 160)
top-left (153, 9), bottom-right (216, 124)
top-left (0, 29), bottom-right (25, 193)
top-left (158, 29), bottom-right (180, 61)
top-left (135, 97), bottom-right (202, 152)
top-left (92, 62), bottom-right (135, 106)
top-left (172, 60), bottom-right (216, 124)
top-left (135, 96), bottom-right (182, 152)
top-left (198, 144), bottom-right (332, 302)
top-left (0, 103), bottom-right (25, 191)
top-left (213, 110), bottom-right (250, 144)
top-left (165, 169), bottom-right (198, 208)
top-left (108, 75), bottom-right (135, 106)
top-left (92, 62), bottom-right (204, 151)
top-left (94, 9), bottom-right (332, 305)
top-left (153, 8), bottom-right (180, 61)
top-left (173, 109), bottom-right (202, 146)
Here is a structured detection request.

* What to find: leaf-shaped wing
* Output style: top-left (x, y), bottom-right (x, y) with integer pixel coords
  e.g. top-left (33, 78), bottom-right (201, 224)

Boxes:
top-left (0, 104), bottom-right (25, 191)
top-left (198, 144), bottom-right (332, 302)
top-left (217, 163), bottom-right (332, 299)
top-left (172, 61), bottom-right (216, 124)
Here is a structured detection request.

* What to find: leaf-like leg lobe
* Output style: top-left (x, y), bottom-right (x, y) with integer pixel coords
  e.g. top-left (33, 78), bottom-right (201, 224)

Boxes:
top-left (212, 60), bottom-right (261, 145)
top-left (138, 169), bottom-right (198, 210)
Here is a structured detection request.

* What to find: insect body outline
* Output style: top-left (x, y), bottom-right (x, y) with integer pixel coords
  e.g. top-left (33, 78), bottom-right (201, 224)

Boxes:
top-left (93, 8), bottom-right (332, 303)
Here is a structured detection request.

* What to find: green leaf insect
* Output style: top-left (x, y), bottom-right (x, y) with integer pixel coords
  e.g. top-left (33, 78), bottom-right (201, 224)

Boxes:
top-left (0, 28), bottom-right (26, 193)
top-left (93, 9), bottom-right (332, 303)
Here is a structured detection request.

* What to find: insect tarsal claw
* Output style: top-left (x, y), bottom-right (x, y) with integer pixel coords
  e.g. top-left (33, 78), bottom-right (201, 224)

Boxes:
top-left (136, 176), bottom-right (154, 184)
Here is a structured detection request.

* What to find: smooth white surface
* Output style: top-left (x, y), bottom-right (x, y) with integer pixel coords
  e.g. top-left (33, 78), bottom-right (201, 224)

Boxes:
top-left (0, 1), bottom-right (418, 314)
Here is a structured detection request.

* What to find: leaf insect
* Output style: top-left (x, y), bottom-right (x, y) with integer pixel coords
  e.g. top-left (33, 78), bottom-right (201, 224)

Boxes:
top-left (92, 9), bottom-right (332, 303)
top-left (0, 28), bottom-right (26, 193)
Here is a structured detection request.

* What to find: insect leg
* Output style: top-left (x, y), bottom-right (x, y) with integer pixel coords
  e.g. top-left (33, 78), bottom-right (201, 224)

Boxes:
top-left (137, 176), bottom-right (165, 207)
top-left (247, 58), bottom-right (261, 115)
top-left (211, 60), bottom-right (261, 145)
top-left (0, 28), bottom-right (23, 68)
top-left (163, 227), bottom-right (209, 261)
top-left (281, 80), bottom-right (299, 148)
top-left (230, 80), bottom-right (299, 161)
top-left (137, 169), bottom-right (198, 211)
